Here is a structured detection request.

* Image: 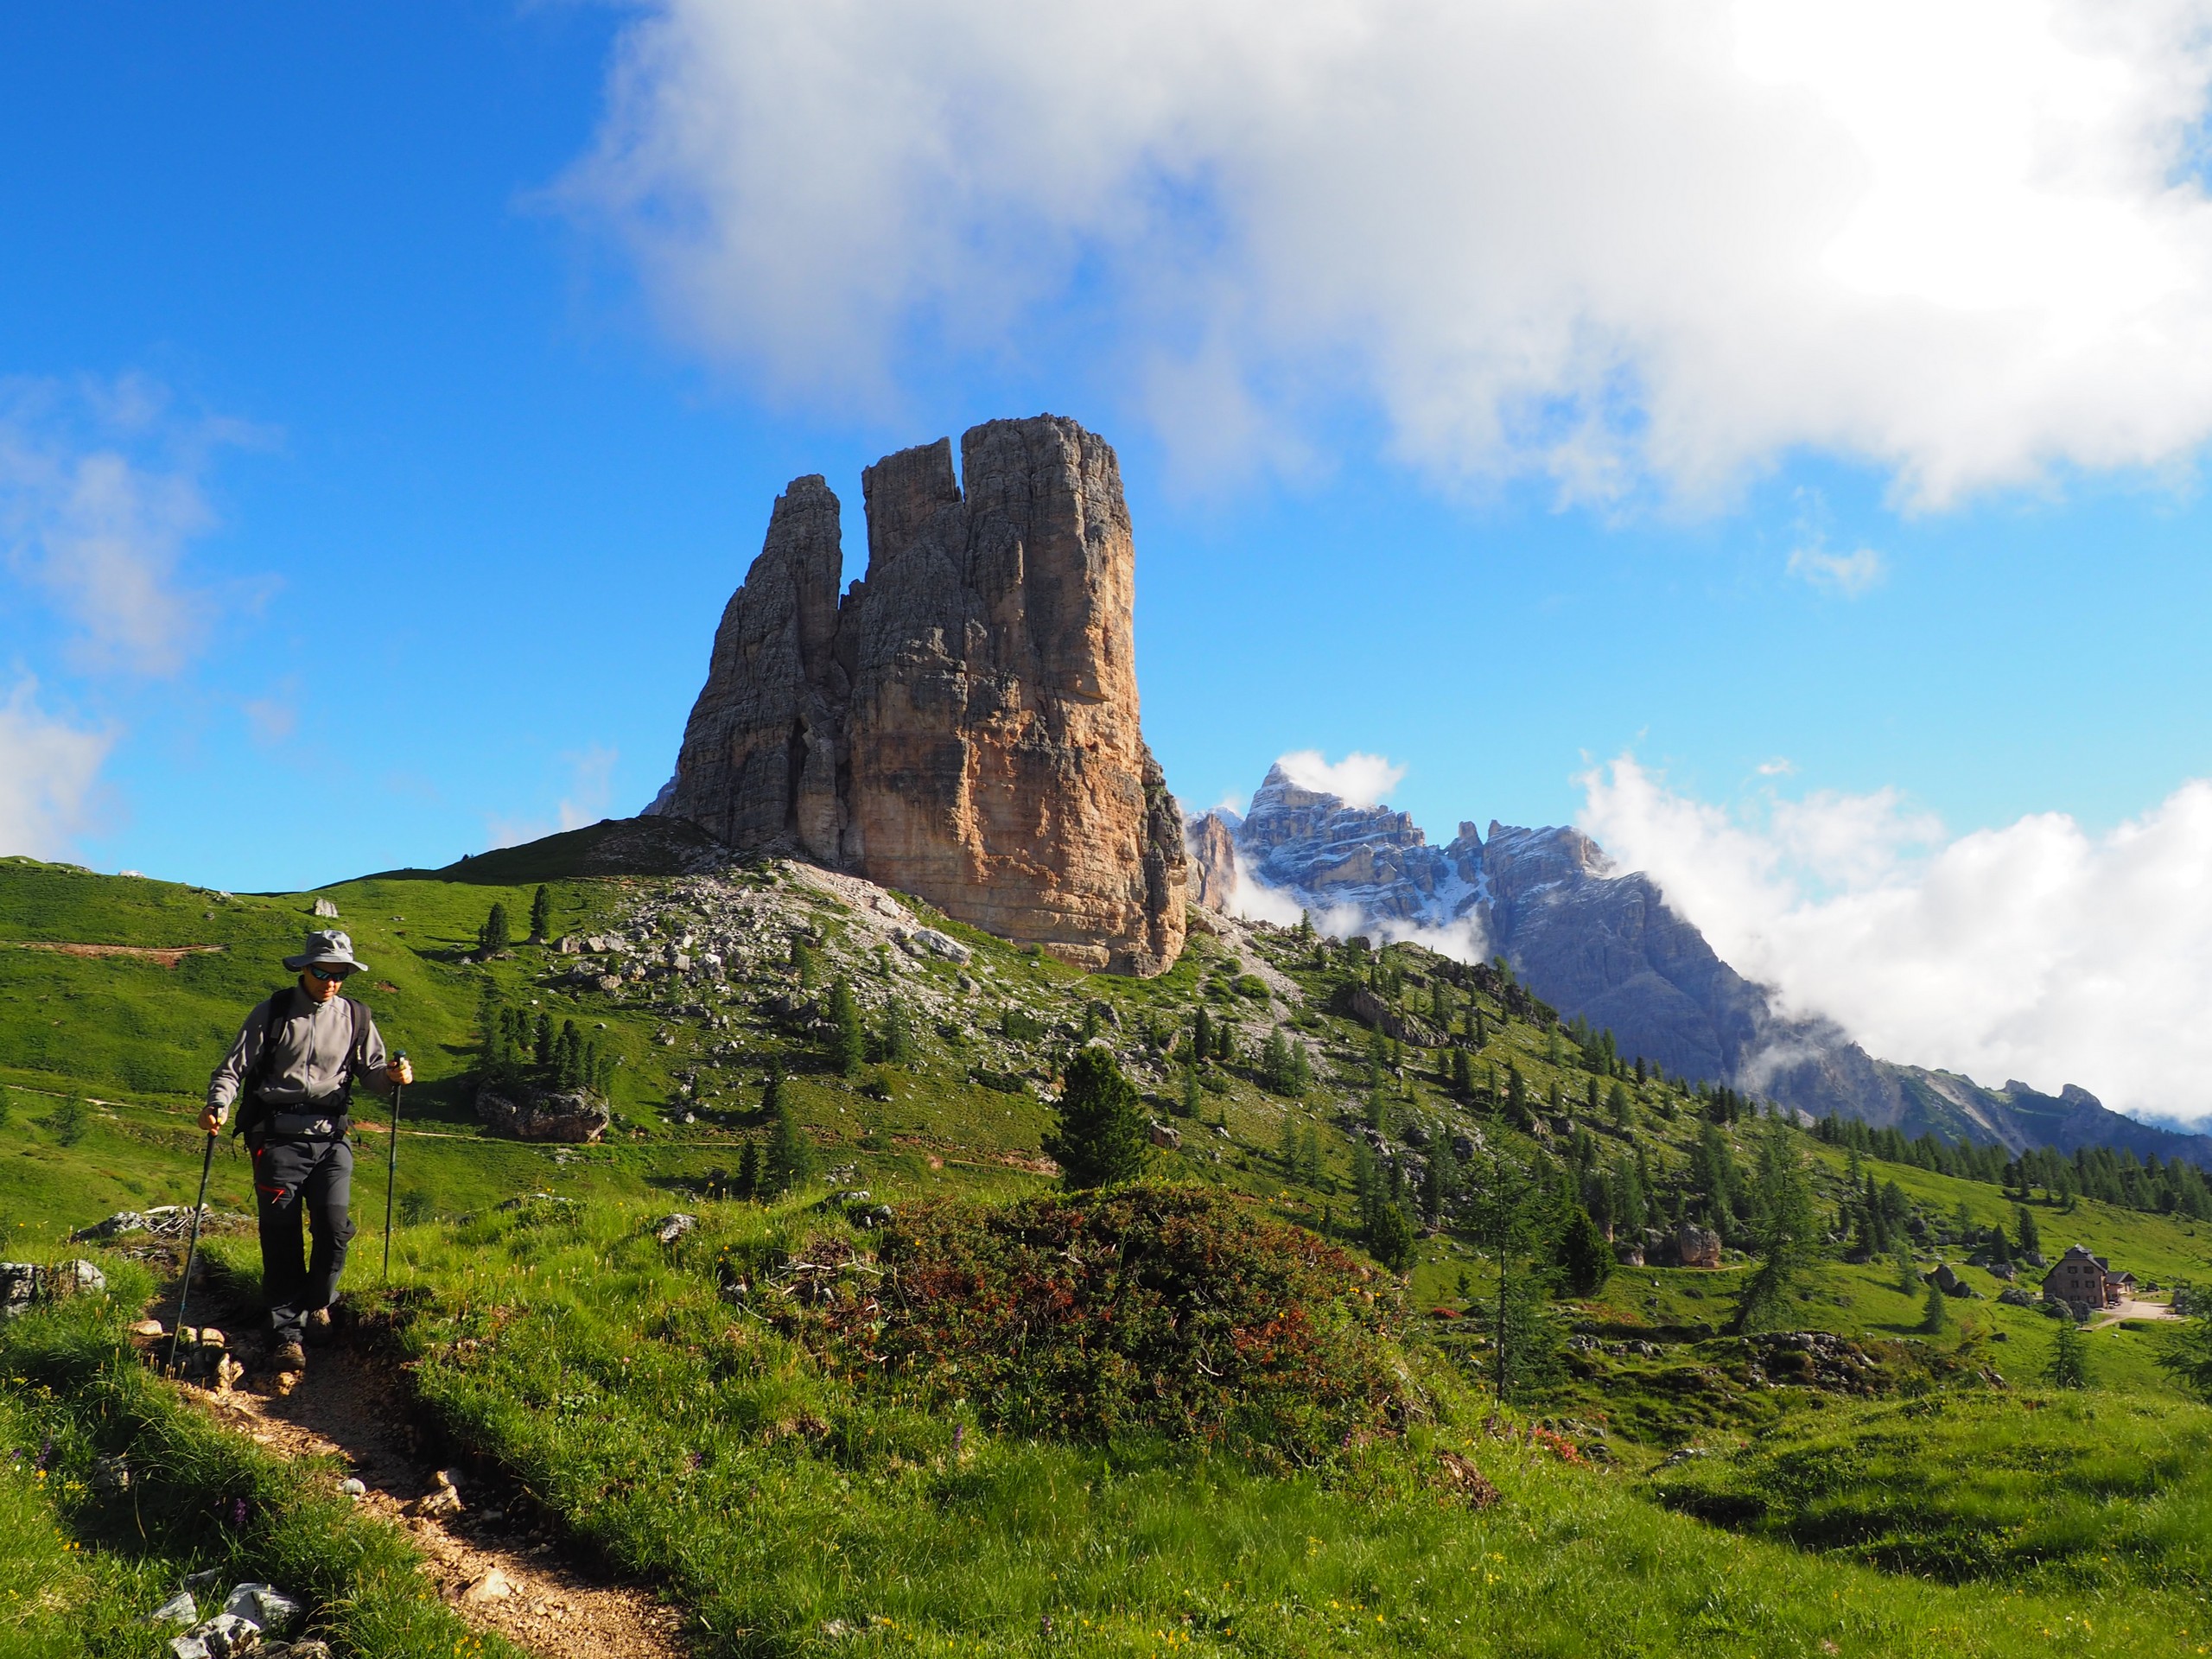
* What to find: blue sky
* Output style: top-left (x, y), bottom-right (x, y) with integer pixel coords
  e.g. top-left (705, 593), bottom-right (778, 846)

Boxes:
top-left (9, 3), bottom-right (2212, 1116)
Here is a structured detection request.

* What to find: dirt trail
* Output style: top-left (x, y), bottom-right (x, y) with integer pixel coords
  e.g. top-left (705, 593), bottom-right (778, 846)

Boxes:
top-left (8, 940), bottom-right (225, 966)
top-left (146, 1292), bottom-right (685, 1659)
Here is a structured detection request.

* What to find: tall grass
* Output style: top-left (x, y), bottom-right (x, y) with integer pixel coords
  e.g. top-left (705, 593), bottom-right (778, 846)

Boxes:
top-left (1647, 1386), bottom-right (2212, 1592)
top-left (359, 1191), bottom-right (2206, 1656)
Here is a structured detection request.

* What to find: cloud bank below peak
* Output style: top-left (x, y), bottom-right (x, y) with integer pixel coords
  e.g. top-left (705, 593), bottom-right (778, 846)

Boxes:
top-left (1578, 755), bottom-right (2212, 1127)
top-left (569, 0), bottom-right (2212, 505)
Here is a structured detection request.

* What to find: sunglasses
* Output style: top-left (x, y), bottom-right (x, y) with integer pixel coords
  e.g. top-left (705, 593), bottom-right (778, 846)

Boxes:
top-left (305, 965), bottom-right (353, 983)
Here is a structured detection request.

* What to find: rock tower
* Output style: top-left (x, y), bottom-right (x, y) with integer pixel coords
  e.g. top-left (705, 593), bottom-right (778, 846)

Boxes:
top-left (657, 416), bottom-right (1186, 976)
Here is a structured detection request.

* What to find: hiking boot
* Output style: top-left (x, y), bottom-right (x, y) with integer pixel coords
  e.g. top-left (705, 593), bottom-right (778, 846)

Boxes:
top-left (271, 1340), bottom-right (308, 1375)
top-left (304, 1306), bottom-right (334, 1344)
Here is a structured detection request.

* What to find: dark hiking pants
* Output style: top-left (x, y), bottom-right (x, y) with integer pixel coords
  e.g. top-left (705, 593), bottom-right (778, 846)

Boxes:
top-left (251, 1135), bottom-right (354, 1341)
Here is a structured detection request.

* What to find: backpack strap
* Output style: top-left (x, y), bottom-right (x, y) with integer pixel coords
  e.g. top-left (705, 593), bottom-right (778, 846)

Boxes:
top-left (338, 995), bottom-right (371, 1099)
top-left (231, 988), bottom-right (295, 1138)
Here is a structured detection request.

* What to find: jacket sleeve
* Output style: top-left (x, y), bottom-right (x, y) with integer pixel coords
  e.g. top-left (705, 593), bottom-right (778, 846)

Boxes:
top-left (353, 1007), bottom-right (394, 1097)
top-left (207, 1001), bottom-right (268, 1114)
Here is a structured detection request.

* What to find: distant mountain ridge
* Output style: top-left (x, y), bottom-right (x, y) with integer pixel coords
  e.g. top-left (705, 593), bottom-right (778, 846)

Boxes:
top-left (1189, 764), bottom-right (2211, 1169)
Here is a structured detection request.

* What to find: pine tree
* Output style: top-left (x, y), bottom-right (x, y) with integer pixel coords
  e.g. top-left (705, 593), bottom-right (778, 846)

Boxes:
top-left (1895, 1237), bottom-right (1920, 1295)
top-left (479, 902), bottom-right (512, 953)
top-left (1505, 1065), bottom-right (1531, 1129)
top-left (532, 1011), bottom-right (554, 1069)
top-left (1608, 1079), bottom-right (1633, 1129)
top-left (1367, 1199), bottom-right (1414, 1273)
top-left (1179, 1061), bottom-right (1201, 1120)
top-left (1042, 1047), bottom-right (1149, 1189)
top-left (1192, 1006), bottom-right (1212, 1065)
top-left (1215, 1021), bottom-right (1234, 1065)
top-left (2016, 1203), bottom-right (2041, 1256)
top-left (828, 979), bottom-right (865, 1076)
top-left (881, 997), bottom-right (915, 1066)
top-left (790, 936), bottom-right (817, 988)
top-left (556, 1020), bottom-right (582, 1089)
top-left (762, 1084), bottom-right (816, 1195)
top-left (1732, 1116), bottom-right (1819, 1334)
top-left (1921, 1276), bottom-right (1949, 1333)
top-left (2045, 1317), bottom-right (2092, 1389)
top-left (1560, 1205), bottom-right (1612, 1296)
top-left (1611, 1158), bottom-right (1648, 1237)
top-left (1279, 1112), bottom-right (1301, 1175)
top-left (529, 885), bottom-right (552, 944)
top-left (1421, 1141), bottom-right (1452, 1223)
top-left (1351, 1140), bottom-right (1379, 1230)
top-left (1465, 1147), bottom-right (1561, 1403)
top-left (735, 1136), bottom-right (761, 1199)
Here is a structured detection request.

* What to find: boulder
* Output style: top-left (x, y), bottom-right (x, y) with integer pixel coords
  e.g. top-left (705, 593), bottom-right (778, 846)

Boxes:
top-left (1929, 1262), bottom-right (1978, 1298)
top-left (0, 1258), bottom-right (105, 1319)
top-left (311, 897), bottom-right (339, 918)
top-left (1674, 1224), bottom-right (1723, 1270)
top-left (222, 1584), bottom-right (302, 1639)
top-left (1998, 1287), bottom-right (2039, 1306)
top-left (657, 416), bottom-right (1187, 976)
top-left (475, 1085), bottom-right (610, 1144)
top-left (893, 925), bottom-right (972, 964)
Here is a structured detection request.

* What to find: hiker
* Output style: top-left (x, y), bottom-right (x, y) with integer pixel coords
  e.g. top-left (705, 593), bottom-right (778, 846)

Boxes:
top-left (200, 929), bottom-right (411, 1374)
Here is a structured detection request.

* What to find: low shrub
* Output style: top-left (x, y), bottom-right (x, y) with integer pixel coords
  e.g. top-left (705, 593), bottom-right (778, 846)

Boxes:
top-left (776, 1183), bottom-right (1413, 1463)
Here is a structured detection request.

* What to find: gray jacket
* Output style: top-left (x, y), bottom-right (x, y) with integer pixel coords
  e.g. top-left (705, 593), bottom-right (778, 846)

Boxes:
top-left (207, 985), bottom-right (393, 1118)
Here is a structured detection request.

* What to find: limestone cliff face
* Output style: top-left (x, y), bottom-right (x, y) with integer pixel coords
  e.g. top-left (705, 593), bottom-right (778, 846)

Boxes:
top-left (659, 416), bottom-right (1186, 977)
top-left (665, 476), bottom-right (849, 862)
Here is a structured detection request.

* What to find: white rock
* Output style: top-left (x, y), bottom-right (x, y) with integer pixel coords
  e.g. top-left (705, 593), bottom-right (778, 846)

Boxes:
top-left (143, 1591), bottom-right (199, 1627)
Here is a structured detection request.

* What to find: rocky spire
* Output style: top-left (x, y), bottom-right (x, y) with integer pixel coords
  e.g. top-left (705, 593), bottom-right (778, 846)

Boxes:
top-left (659, 416), bottom-right (1187, 976)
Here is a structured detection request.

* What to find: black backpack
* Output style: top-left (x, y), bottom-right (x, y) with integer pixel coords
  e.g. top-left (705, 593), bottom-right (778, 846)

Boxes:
top-left (231, 988), bottom-right (371, 1140)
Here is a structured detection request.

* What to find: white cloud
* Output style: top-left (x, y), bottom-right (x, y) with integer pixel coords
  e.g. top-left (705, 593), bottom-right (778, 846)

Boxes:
top-left (486, 746), bottom-right (622, 850)
top-left (1788, 543), bottom-right (1887, 596)
top-left (0, 680), bottom-right (113, 858)
top-left (565, 0), bottom-right (2212, 504)
top-left (0, 377), bottom-right (253, 676)
top-left (1274, 749), bottom-right (1406, 809)
top-left (1578, 754), bottom-right (2212, 1125)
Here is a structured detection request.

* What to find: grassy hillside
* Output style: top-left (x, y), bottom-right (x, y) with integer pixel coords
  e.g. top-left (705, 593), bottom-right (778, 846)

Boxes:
top-left (6, 851), bottom-right (2212, 1655)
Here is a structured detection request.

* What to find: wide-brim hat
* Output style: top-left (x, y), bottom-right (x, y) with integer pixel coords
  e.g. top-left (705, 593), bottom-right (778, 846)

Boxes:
top-left (283, 928), bottom-right (368, 975)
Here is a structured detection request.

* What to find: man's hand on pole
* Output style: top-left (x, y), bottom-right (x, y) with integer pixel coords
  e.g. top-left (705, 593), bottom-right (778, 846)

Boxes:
top-left (387, 1057), bottom-right (414, 1087)
top-left (198, 1106), bottom-right (224, 1135)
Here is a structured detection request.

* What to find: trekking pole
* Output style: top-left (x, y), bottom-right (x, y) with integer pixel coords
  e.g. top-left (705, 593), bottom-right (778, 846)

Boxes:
top-left (164, 1131), bottom-right (217, 1376)
top-left (382, 1053), bottom-right (405, 1284)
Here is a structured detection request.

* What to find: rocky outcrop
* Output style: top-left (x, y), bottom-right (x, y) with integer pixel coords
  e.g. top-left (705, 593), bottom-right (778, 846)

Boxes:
top-left (655, 416), bottom-right (1185, 976)
top-left (477, 1085), bottom-right (611, 1144)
